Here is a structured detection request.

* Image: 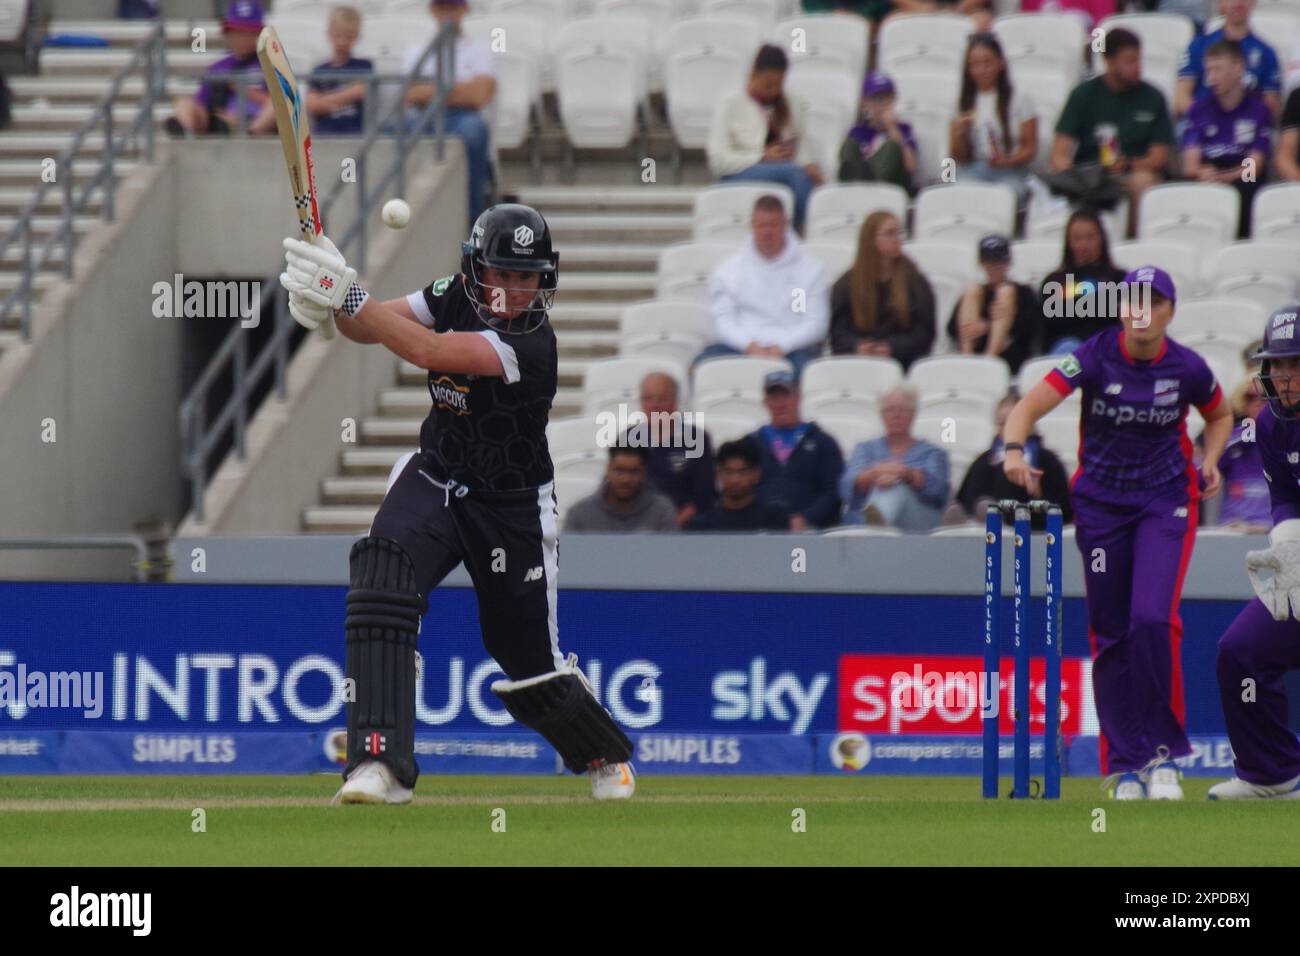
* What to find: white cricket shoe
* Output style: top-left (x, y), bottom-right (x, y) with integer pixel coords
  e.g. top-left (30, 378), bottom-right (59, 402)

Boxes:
top-left (1144, 765), bottom-right (1184, 800)
top-left (1111, 772), bottom-right (1146, 800)
top-left (591, 760), bottom-right (636, 800)
top-left (1208, 774), bottom-right (1300, 800)
top-left (332, 760), bottom-right (413, 806)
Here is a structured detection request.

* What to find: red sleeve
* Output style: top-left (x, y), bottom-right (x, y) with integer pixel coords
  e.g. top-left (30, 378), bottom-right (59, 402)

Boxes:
top-left (1197, 383), bottom-right (1224, 416)
top-left (1045, 369), bottom-right (1074, 396)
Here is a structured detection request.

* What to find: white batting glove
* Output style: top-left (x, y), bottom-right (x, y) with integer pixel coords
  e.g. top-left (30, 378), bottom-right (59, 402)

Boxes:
top-left (281, 233), bottom-right (368, 315)
top-left (286, 288), bottom-right (333, 333)
top-left (1246, 541), bottom-right (1300, 621)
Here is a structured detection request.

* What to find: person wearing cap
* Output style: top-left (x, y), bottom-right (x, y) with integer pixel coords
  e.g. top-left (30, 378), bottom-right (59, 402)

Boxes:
top-left (837, 72), bottom-right (918, 193)
top-left (166, 1), bottom-right (276, 136)
top-left (947, 234), bottom-right (1039, 373)
top-left (706, 44), bottom-right (823, 231)
top-left (749, 371), bottom-right (844, 531)
top-left (949, 34), bottom-right (1037, 204)
top-left (840, 386), bottom-right (950, 530)
top-left (1209, 303), bottom-right (1300, 799)
top-left (685, 437), bottom-right (790, 532)
top-left (404, 0), bottom-right (497, 224)
top-left (1051, 27), bottom-right (1174, 237)
top-left (828, 209), bottom-right (935, 370)
top-left (1002, 265), bottom-right (1235, 800)
top-left (698, 194), bottom-right (830, 380)
top-left (1180, 39), bottom-right (1273, 238)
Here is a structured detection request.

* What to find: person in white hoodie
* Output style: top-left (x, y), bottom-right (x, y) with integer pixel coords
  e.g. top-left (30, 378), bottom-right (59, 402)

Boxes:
top-left (706, 44), bottom-right (824, 231)
top-left (696, 195), bottom-right (830, 380)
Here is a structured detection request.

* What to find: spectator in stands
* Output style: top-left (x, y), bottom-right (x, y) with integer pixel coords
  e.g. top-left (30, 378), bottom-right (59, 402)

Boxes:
top-left (404, 0), bottom-right (496, 224)
top-left (697, 195), bottom-right (830, 379)
top-left (947, 235), bottom-right (1040, 373)
top-left (885, 0), bottom-right (993, 31)
top-left (307, 7), bottom-right (374, 137)
top-left (685, 437), bottom-right (790, 532)
top-left (838, 73), bottom-right (919, 193)
top-left (1051, 28), bottom-right (1174, 237)
top-left (949, 34), bottom-right (1037, 203)
top-left (564, 446), bottom-right (678, 533)
top-left (1176, 0), bottom-right (1282, 120)
top-left (119, 0), bottom-right (160, 17)
top-left (1018, 0), bottom-right (1114, 30)
top-left (706, 45), bottom-right (824, 231)
top-left (947, 394), bottom-right (1073, 524)
top-left (801, 0), bottom-right (891, 23)
top-left (1278, 87), bottom-right (1300, 182)
top-left (1181, 40), bottom-right (1273, 237)
top-left (750, 371), bottom-right (844, 531)
top-left (165, 1), bottom-right (275, 137)
top-left (1213, 376), bottom-right (1270, 531)
top-left (829, 211), bottom-right (936, 370)
top-left (1037, 209), bottom-right (1125, 354)
top-left (840, 386), bottom-right (949, 530)
top-left (637, 372), bottom-right (717, 527)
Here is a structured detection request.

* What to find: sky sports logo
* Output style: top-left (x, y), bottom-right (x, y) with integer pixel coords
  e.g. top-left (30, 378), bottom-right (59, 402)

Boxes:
top-left (49, 886), bottom-right (151, 936)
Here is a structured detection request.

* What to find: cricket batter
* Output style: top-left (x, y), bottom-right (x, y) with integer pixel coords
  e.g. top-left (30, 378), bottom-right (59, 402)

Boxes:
top-left (1003, 267), bottom-right (1234, 799)
top-left (1209, 305), bottom-right (1300, 800)
top-left (279, 203), bottom-right (636, 804)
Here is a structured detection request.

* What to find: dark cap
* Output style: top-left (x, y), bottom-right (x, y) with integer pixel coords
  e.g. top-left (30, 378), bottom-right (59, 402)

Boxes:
top-left (862, 72), bottom-right (895, 98)
top-left (978, 234), bottom-right (1010, 263)
top-left (764, 369), bottom-right (797, 393)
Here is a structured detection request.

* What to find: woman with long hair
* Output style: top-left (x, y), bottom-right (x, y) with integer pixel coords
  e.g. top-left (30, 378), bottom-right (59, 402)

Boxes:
top-left (1038, 208), bottom-right (1127, 354)
top-left (949, 34), bottom-right (1038, 201)
top-left (706, 44), bottom-right (824, 230)
top-left (829, 210), bottom-right (935, 370)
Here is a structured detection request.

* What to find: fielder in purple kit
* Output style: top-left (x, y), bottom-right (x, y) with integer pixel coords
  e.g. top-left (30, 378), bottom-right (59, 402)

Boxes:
top-left (1003, 267), bottom-right (1234, 800)
top-left (1210, 305), bottom-right (1300, 800)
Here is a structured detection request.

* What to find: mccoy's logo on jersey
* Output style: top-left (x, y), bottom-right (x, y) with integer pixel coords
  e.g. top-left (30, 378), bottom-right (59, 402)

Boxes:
top-left (429, 375), bottom-right (471, 416)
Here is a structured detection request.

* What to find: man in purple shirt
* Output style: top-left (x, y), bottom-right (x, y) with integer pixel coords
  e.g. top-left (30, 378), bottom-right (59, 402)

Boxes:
top-left (1002, 267), bottom-right (1235, 799)
top-left (1180, 39), bottom-right (1274, 236)
top-left (1211, 304), bottom-right (1300, 799)
top-left (166, 1), bottom-right (275, 137)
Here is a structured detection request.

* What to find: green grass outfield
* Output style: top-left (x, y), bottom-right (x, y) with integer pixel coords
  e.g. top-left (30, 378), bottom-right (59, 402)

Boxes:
top-left (0, 775), bottom-right (1296, 866)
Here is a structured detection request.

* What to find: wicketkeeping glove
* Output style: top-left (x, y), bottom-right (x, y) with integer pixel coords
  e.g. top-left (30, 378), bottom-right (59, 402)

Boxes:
top-left (281, 233), bottom-right (369, 316)
top-left (1246, 540), bottom-right (1300, 622)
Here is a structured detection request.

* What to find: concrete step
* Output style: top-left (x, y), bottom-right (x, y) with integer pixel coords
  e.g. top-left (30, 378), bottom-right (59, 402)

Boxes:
top-left (302, 506), bottom-right (377, 534)
top-left (0, 188), bottom-right (103, 217)
top-left (554, 271), bottom-right (655, 302)
top-left (0, 243), bottom-right (67, 269)
top-left (513, 184), bottom-right (698, 215)
top-left (46, 20), bottom-right (218, 47)
top-left (557, 243), bottom-right (660, 272)
top-left (341, 446), bottom-right (414, 476)
top-left (39, 47), bottom-right (220, 77)
top-left (0, 133), bottom-right (117, 160)
top-left (0, 159), bottom-right (138, 189)
top-left (0, 329), bottom-right (24, 351)
top-left (9, 75), bottom-right (155, 104)
top-left (359, 417), bottom-right (422, 444)
top-left (9, 102), bottom-right (171, 133)
top-left (0, 214), bottom-right (100, 240)
top-left (545, 212), bottom-right (692, 245)
top-left (556, 329), bottom-right (620, 358)
top-left (548, 302), bottom-right (626, 331)
top-left (321, 476), bottom-right (387, 505)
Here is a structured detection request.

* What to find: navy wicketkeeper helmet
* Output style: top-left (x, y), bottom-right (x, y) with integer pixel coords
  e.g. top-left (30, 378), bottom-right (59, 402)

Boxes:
top-left (1254, 303), bottom-right (1300, 419)
top-left (461, 203), bottom-right (559, 335)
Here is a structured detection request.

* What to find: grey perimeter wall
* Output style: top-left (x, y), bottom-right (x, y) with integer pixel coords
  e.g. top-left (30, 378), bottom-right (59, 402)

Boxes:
top-left (169, 531), bottom-right (1270, 602)
top-left (0, 136), bottom-right (465, 578)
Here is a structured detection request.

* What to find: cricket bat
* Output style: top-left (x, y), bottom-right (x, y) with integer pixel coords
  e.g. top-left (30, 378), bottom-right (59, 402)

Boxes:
top-left (257, 25), bottom-right (335, 338)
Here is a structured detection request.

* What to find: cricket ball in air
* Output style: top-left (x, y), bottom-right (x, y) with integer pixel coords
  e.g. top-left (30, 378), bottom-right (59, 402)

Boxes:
top-left (382, 199), bottom-right (411, 229)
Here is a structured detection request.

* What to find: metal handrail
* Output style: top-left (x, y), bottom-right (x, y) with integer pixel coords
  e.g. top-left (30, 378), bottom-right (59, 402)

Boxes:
top-left (178, 23), bottom-right (458, 523)
top-left (0, 536), bottom-right (152, 582)
top-left (0, 20), bottom-right (166, 340)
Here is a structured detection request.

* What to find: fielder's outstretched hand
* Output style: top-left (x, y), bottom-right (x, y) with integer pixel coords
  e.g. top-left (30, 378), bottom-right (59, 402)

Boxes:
top-left (1246, 542), bottom-right (1300, 621)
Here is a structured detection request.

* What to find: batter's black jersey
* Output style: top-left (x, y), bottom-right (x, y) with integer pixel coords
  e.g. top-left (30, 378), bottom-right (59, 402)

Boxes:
top-left (406, 274), bottom-right (556, 491)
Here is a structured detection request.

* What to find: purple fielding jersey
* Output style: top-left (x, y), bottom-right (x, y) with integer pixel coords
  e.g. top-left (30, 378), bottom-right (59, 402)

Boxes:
top-left (1255, 403), bottom-right (1300, 525)
top-left (1045, 328), bottom-right (1223, 498)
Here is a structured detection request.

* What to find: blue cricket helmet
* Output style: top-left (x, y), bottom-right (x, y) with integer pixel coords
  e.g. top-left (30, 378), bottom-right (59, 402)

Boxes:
top-left (1254, 304), bottom-right (1300, 419)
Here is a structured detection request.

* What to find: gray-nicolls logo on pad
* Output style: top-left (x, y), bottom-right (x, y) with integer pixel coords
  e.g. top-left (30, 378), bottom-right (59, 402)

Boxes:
top-left (50, 886), bottom-right (151, 936)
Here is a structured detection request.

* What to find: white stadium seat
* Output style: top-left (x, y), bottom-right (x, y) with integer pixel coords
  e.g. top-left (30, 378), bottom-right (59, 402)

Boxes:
top-left (701, 0), bottom-right (780, 29)
top-left (548, 416), bottom-right (602, 460)
top-left (993, 13), bottom-right (1089, 86)
top-left (656, 241), bottom-right (738, 303)
top-left (553, 475), bottom-right (601, 526)
top-left (1178, 334), bottom-right (1254, 387)
top-left (1093, 14), bottom-right (1194, 78)
top-left (1018, 355), bottom-right (1069, 395)
top-left (595, 0), bottom-right (675, 92)
top-left (816, 415), bottom-right (884, 454)
top-left (914, 183), bottom-right (1018, 244)
top-left (265, 14), bottom-right (331, 72)
top-left (693, 184), bottom-right (796, 240)
top-left (1138, 184), bottom-right (1240, 264)
top-left (1009, 239), bottom-right (1061, 288)
top-left (620, 300), bottom-right (711, 367)
top-left (583, 357), bottom-right (690, 417)
top-left (1173, 299), bottom-right (1269, 345)
top-left (554, 19), bottom-right (651, 148)
top-left (771, 13), bottom-right (870, 82)
top-left (801, 241), bottom-right (854, 280)
top-left (806, 183), bottom-right (910, 243)
top-left (495, 0), bottom-right (587, 20)
top-left (907, 355), bottom-right (1011, 422)
top-left (912, 415), bottom-right (993, 481)
top-left (663, 18), bottom-right (757, 149)
top-left (893, 73), bottom-right (959, 186)
top-left (902, 240), bottom-right (980, 350)
top-left (693, 355), bottom-right (793, 418)
top-left (1111, 240), bottom-right (1200, 298)
top-left (1204, 241), bottom-right (1300, 313)
top-left (877, 13), bottom-right (972, 77)
top-left (1034, 414), bottom-right (1079, 473)
top-left (695, 412), bottom-right (764, 444)
top-left (1204, 10), bottom-right (1300, 65)
top-left (1024, 201), bottom-right (1127, 248)
top-left (801, 355), bottom-right (905, 419)
top-left (1252, 184), bottom-right (1300, 244)
top-left (785, 67), bottom-right (859, 178)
